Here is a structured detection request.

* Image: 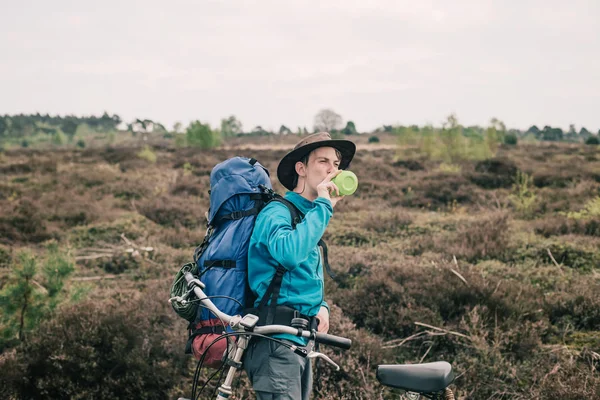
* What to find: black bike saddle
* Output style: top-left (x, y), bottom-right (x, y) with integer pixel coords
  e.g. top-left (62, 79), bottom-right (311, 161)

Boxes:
top-left (376, 361), bottom-right (454, 393)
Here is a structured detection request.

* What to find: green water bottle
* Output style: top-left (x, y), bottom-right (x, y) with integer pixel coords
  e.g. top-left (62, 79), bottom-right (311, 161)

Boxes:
top-left (332, 170), bottom-right (358, 196)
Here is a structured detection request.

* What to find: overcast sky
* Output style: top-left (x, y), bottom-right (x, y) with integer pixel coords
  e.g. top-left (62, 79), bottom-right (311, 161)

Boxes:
top-left (1, 0), bottom-right (599, 132)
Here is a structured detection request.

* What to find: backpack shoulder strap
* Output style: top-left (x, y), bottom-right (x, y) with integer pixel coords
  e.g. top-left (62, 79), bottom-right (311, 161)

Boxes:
top-left (269, 196), bottom-right (304, 229)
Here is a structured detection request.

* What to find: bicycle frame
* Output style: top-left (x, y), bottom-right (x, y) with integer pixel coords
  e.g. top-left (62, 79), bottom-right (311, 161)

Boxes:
top-left (173, 271), bottom-right (351, 400)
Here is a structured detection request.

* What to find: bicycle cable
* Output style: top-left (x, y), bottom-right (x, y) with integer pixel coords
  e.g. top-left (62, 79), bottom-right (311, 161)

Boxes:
top-left (192, 331), bottom-right (304, 399)
top-left (190, 298), bottom-right (232, 399)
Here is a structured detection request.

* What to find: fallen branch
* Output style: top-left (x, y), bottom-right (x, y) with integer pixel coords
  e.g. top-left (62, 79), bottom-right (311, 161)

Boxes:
top-left (414, 322), bottom-right (471, 340)
top-left (382, 331), bottom-right (445, 349)
top-left (450, 268), bottom-right (469, 286)
top-left (72, 275), bottom-right (118, 281)
top-left (419, 342), bottom-right (434, 363)
top-left (546, 248), bottom-right (564, 273)
top-left (75, 254), bottom-right (113, 261)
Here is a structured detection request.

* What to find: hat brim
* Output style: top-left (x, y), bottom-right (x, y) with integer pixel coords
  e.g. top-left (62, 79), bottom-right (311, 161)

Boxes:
top-left (277, 139), bottom-right (356, 191)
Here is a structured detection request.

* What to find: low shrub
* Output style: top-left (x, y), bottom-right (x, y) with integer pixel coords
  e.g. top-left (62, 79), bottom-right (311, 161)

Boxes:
top-left (0, 293), bottom-right (188, 400)
top-left (139, 196), bottom-right (204, 229)
top-left (533, 216), bottom-right (600, 237)
top-left (446, 213), bottom-right (511, 262)
top-left (0, 200), bottom-right (52, 244)
top-left (469, 157), bottom-right (519, 189)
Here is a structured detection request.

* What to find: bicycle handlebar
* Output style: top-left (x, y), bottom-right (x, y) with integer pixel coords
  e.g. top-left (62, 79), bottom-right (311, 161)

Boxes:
top-left (314, 332), bottom-right (352, 350)
top-left (179, 271), bottom-right (352, 351)
top-left (251, 325), bottom-right (351, 350)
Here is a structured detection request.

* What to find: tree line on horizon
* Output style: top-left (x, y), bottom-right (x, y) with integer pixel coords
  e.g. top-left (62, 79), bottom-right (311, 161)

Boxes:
top-left (1, 110), bottom-right (599, 148)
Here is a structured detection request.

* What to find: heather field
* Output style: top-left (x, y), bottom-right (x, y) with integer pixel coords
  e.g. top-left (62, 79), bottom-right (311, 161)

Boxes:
top-left (1, 139), bottom-right (599, 399)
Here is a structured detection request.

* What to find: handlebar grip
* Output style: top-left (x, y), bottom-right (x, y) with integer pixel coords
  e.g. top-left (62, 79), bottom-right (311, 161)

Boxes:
top-left (314, 332), bottom-right (352, 350)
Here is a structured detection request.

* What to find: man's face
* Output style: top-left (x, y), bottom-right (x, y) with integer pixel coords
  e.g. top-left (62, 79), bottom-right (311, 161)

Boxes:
top-left (296, 146), bottom-right (340, 195)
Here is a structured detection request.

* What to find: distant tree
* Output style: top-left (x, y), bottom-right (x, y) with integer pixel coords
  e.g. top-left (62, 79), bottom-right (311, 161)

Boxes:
top-left (341, 121), bottom-right (357, 135)
top-left (172, 122), bottom-right (183, 133)
top-left (220, 115), bottom-right (243, 138)
top-left (186, 121), bottom-right (220, 149)
top-left (130, 119), bottom-right (159, 140)
top-left (99, 112), bottom-right (121, 131)
top-left (585, 136), bottom-right (599, 145)
top-left (541, 126), bottom-right (563, 141)
top-left (279, 125), bottom-right (292, 135)
top-left (251, 126), bottom-right (270, 136)
top-left (527, 125), bottom-right (541, 137)
top-left (0, 117), bottom-right (6, 137)
top-left (368, 135), bottom-right (380, 143)
top-left (314, 109), bottom-right (343, 132)
top-left (383, 125), bottom-right (394, 133)
top-left (579, 127), bottom-right (591, 138)
top-left (565, 124), bottom-right (579, 142)
top-left (60, 118), bottom-right (78, 139)
top-left (485, 118), bottom-right (505, 156)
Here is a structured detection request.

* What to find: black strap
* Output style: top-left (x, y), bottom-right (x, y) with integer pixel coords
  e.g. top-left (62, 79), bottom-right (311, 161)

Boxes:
top-left (204, 260), bottom-right (236, 269)
top-left (215, 206), bottom-right (261, 225)
top-left (257, 265), bottom-right (286, 325)
top-left (249, 158), bottom-right (257, 166)
top-left (184, 325), bottom-right (227, 354)
top-left (318, 239), bottom-right (335, 279)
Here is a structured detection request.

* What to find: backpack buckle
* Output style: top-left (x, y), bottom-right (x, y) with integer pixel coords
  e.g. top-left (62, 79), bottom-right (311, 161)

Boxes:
top-left (231, 211), bottom-right (243, 220)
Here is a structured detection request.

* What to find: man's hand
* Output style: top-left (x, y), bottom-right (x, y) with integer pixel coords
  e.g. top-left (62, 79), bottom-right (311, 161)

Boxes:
top-left (316, 306), bottom-right (330, 334)
top-left (317, 170), bottom-right (345, 208)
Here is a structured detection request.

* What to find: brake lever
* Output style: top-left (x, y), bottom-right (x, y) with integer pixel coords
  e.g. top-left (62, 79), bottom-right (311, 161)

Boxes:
top-left (307, 351), bottom-right (340, 371)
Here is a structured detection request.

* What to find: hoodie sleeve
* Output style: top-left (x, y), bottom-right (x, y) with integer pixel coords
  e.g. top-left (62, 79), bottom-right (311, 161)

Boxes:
top-left (259, 197), bottom-right (333, 271)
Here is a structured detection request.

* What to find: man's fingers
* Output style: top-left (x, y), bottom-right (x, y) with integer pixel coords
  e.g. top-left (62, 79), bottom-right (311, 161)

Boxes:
top-left (323, 169), bottom-right (342, 183)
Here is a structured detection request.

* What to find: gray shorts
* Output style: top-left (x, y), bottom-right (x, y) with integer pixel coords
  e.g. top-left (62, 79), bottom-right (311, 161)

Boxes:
top-left (243, 338), bottom-right (312, 400)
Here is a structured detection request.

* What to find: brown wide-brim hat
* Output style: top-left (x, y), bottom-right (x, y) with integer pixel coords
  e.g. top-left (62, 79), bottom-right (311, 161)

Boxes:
top-left (277, 132), bottom-right (356, 191)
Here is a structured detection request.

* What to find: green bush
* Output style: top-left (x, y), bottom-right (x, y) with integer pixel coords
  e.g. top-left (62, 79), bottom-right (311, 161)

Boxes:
top-left (137, 145), bottom-right (157, 163)
top-left (509, 171), bottom-right (537, 217)
top-left (186, 121), bottom-right (220, 149)
top-left (566, 196), bottom-right (600, 219)
top-left (368, 135), bottom-right (380, 143)
top-left (52, 131), bottom-right (66, 145)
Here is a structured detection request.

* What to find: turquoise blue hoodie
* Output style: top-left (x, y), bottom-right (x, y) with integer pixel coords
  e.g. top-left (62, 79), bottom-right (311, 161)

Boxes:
top-left (247, 191), bottom-right (332, 346)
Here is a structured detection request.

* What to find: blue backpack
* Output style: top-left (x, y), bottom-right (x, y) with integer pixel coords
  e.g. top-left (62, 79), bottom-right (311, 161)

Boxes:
top-left (182, 157), bottom-right (304, 363)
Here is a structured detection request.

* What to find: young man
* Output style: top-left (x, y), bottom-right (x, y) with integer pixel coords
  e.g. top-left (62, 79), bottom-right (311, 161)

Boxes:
top-left (244, 132), bottom-right (356, 400)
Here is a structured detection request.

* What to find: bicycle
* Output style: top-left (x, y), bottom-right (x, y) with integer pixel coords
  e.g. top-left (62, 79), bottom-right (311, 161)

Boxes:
top-left (171, 271), bottom-right (456, 400)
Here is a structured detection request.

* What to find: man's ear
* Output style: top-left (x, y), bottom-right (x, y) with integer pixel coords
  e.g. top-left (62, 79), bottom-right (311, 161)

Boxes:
top-left (295, 161), bottom-right (306, 177)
